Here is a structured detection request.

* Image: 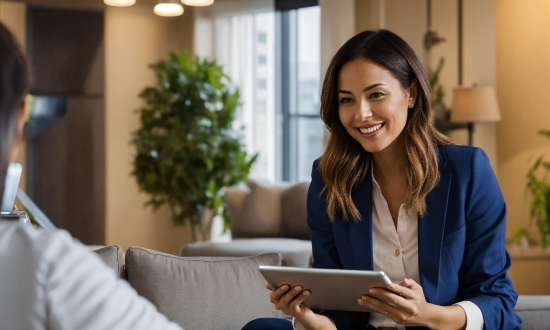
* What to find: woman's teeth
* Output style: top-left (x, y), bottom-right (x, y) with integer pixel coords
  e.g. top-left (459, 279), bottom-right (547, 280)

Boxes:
top-left (359, 123), bottom-right (383, 134)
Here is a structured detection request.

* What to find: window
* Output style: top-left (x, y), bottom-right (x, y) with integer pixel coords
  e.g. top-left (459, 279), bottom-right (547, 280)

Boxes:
top-left (258, 32), bottom-right (267, 43)
top-left (258, 79), bottom-right (267, 90)
top-left (195, 1), bottom-right (321, 182)
top-left (276, 6), bottom-right (322, 182)
top-left (258, 55), bottom-right (267, 65)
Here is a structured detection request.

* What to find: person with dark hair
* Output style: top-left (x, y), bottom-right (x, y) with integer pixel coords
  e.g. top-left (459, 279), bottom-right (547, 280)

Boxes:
top-left (244, 29), bottom-right (521, 330)
top-left (0, 23), bottom-right (183, 329)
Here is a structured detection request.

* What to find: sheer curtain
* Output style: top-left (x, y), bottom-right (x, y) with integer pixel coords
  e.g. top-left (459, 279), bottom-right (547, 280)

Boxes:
top-left (195, 0), bottom-right (276, 182)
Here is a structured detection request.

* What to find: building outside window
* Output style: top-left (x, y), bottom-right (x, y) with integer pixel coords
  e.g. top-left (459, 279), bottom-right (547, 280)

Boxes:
top-left (258, 54), bottom-right (267, 65)
top-left (195, 1), bottom-right (321, 182)
top-left (276, 5), bottom-right (323, 182)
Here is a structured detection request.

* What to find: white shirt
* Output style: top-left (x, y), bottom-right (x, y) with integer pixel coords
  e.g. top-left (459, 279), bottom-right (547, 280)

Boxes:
top-left (0, 221), bottom-right (183, 330)
top-left (371, 174), bottom-right (483, 330)
top-left (295, 173), bottom-right (484, 330)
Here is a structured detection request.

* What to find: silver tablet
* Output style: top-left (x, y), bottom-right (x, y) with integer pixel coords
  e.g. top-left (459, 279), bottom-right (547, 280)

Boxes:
top-left (1, 163), bottom-right (22, 214)
top-left (259, 266), bottom-right (392, 312)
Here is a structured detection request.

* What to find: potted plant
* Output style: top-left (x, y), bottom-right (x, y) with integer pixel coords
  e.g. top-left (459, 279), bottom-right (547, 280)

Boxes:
top-left (131, 51), bottom-right (257, 242)
top-left (514, 130), bottom-right (550, 249)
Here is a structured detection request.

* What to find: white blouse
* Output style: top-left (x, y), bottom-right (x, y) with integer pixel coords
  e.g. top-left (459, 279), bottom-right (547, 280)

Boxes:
top-left (370, 174), bottom-right (483, 330)
top-left (294, 173), bottom-right (484, 330)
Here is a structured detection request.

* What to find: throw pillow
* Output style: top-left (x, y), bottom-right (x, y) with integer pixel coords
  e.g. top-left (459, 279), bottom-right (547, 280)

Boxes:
top-left (280, 181), bottom-right (311, 240)
top-left (125, 247), bottom-right (287, 330)
top-left (231, 180), bottom-right (291, 238)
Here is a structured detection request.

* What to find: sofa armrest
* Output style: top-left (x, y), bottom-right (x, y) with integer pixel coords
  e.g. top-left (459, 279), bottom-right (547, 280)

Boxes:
top-left (93, 245), bottom-right (126, 279)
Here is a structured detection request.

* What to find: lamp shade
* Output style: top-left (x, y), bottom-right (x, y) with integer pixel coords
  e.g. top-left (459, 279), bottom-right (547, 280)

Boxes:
top-left (104, 0), bottom-right (135, 6)
top-left (181, 0), bottom-right (214, 6)
top-left (154, 0), bottom-right (184, 16)
top-left (451, 86), bottom-right (501, 123)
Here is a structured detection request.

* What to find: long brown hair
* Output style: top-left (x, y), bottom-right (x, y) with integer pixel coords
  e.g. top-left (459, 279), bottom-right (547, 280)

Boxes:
top-left (319, 29), bottom-right (450, 222)
top-left (0, 23), bottom-right (29, 203)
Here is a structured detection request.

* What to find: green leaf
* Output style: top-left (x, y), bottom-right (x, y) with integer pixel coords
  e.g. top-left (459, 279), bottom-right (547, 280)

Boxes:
top-left (130, 50), bottom-right (257, 240)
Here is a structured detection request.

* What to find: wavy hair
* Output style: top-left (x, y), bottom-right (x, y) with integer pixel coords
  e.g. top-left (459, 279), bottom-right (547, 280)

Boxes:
top-left (0, 23), bottom-right (29, 203)
top-left (319, 29), bottom-right (450, 222)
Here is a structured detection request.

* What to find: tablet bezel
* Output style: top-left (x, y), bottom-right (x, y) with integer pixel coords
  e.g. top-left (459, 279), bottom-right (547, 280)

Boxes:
top-left (259, 265), bottom-right (392, 312)
top-left (1, 163), bottom-right (22, 214)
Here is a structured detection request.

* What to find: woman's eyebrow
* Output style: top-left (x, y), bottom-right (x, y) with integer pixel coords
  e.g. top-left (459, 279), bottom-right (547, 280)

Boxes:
top-left (338, 83), bottom-right (384, 94)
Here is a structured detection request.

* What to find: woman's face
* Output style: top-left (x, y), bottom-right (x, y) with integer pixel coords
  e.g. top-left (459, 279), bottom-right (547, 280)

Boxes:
top-left (337, 58), bottom-right (416, 154)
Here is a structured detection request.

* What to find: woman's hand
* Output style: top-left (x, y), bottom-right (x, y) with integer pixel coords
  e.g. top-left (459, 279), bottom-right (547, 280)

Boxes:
top-left (266, 283), bottom-right (336, 330)
top-left (357, 278), bottom-right (466, 330)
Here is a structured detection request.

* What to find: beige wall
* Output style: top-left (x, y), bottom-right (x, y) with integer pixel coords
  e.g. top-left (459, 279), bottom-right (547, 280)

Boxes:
top-left (2, 0), bottom-right (196, 254)
top-left (354, 1), bottom-right (498, 168)
top-left (496, 0), bottom-right (550, 240)
top-left (105, 2), bottom-right (195, 254)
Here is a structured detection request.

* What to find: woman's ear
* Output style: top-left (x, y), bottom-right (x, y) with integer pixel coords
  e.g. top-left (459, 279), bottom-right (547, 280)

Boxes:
top-left (408, 82), bottom-right (418, 108)
top-left (9, 99), bottom-right (28, 162)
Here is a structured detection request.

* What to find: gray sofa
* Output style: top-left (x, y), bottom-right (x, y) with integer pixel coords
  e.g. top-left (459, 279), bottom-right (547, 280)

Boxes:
top-left (180, 180), bottom-right (313, 267)
top-left (94, 245), bottom-right (550, 330)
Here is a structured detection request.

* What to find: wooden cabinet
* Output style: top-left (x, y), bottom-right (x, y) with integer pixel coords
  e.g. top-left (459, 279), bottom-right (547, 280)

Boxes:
top-left (507, 246), bottom-right (550, 295)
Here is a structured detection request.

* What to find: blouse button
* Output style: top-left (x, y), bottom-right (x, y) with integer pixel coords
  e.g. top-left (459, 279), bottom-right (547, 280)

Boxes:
top-left (394, 249), bottom-right (400, 257)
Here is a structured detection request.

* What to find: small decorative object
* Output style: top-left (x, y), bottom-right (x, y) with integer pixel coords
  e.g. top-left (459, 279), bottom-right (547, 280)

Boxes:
top-left (518, 130), bottom-right (550, 249)
top-left (131, 50), bottom-right (257, 241)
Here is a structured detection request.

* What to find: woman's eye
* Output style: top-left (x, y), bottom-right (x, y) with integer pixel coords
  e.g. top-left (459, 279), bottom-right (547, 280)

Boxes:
top-left (339, 97), bottom-right (353, 104)
top-left (370, 92), bottom-right (385, 99)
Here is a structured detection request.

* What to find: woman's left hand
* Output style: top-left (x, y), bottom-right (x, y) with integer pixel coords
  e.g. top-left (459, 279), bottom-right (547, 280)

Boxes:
top-left (358, 278), bottom-right (431, 327)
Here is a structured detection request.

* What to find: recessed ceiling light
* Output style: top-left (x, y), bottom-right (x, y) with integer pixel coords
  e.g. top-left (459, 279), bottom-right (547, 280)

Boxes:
top-left (154, 0), bottom-right (185, 17)
top-left (181, 0), bottom-right (214, 6)
top-left (104, 0), bottom-right (136, 7)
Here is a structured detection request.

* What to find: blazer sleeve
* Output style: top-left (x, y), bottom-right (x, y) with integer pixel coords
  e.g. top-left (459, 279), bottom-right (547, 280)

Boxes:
top-left (306, 161), bottom-right (367, 329)
top-left (459, 148), bottom-right (521, 329)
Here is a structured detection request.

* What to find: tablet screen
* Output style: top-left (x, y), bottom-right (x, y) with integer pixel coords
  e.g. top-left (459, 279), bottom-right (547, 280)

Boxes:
top-left (259, 266), bottom-right (392, 312)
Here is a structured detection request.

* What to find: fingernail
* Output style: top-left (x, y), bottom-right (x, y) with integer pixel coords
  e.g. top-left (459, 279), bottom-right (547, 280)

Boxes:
top-left (280, 285), bottom-right (289, 291)
top-left (303, 290), bottom-right (310, 296)
top-left (358, 299), bottom-right (364, 305)
top-left (295, 286), bottom-right (302, 291)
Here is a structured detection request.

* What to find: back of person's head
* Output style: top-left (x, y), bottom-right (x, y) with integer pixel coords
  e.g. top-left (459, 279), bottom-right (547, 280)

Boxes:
top-left (0, 23), bottom-right (29, 203)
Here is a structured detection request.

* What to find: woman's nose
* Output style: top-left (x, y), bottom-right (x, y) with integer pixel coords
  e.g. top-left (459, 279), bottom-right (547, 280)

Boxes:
top-left (356, 101), bottom-right (372, 121)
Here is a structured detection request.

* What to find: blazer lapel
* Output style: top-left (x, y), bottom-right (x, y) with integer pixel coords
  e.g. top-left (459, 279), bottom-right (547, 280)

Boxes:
top-left (348, 172), bottom-right (374, 271)
top-left (418, 147), bottom-right (450, 302)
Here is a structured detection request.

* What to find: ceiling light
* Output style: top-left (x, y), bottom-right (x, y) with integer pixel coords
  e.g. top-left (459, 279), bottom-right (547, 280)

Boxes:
top-left (104, 0), bottom-right (136, 6)
top-left (181, 0), bottom-right (214, 6)
top-left (154, 0), bottom-right (184, 17)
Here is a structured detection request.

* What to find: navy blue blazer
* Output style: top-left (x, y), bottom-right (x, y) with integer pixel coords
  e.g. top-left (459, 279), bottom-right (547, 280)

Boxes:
top-left (307, 145), bottom-right (521, 330)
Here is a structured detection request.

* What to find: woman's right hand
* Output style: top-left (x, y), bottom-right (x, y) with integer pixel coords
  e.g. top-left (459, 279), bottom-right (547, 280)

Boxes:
top-left (266, 283), bottom-right (336, 330)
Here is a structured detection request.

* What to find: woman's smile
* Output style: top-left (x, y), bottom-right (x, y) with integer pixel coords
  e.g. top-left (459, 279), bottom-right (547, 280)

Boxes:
top-left (357, 123), bottom-right (385, 135)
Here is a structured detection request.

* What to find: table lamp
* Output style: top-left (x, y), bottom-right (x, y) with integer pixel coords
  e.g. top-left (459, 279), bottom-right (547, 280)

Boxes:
top-left (451, 86), bottom-right (501, 146)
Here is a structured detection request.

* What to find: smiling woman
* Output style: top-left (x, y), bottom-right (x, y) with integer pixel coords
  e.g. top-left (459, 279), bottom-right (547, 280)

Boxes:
top-left (337, 58), bottom-right (416, 156)
top-left (243, 29), bottom-right (521, 330)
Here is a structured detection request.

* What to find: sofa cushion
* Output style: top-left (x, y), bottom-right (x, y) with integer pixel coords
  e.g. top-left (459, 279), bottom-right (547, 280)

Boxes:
top-left (93, 245), bottom-right (126, 279)
top-left (280, 181), bottom-right (310, 240)
top-left (514, 295), bottom-right (550, 330)
top-left (125, 247), bottom-right (287, 330)
top-left (230, 180), bottom-right (291, 238)
top-left (180, 238), bottom-right (313, 267)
